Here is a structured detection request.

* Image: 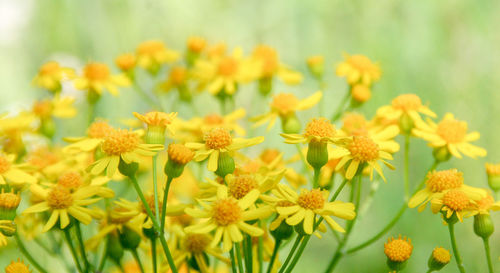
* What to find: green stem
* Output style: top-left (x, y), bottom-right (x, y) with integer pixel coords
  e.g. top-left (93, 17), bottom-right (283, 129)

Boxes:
top-left (258, 232), bottom-right (264, 273)
top-left (75, 221), bottom-right (91, 273)
top-left (483, 237), bottom-right (494, 273)
top-left (330, 88), bottom-right (351, 122)
top-left (230, 247), bottom-right (238, 273)
top-left (404, 134), bottom-right (410, 201)
top-left (244, 235), bottom-right (253, 273)
top-left (98, 238), bottom-right (108, 271)
top-left (313, 167), bottom-right (321, 189)
top-left (283, 235), bottom-right (311, 273)
top-left (346, 160), bottom-right (439, 254)
top-left (235, 243), bottom-right (245, 273)
top-left (266, 240), bottom-right (281, 273)
top-left (278, 235), bottom-right (303, 273)
top-left (14, 232), bottom-right (49, 273)
top-left (153, 155), bottom-right (161, 224)
top-left (161, 176), bottom-right (174, 231)
top-left (131, 248), bottom-right (146, 273)
top-left (448, 223), bottom-right (466, 273)
top-left (151, 237), bottom-right (158, 273)
top-left (63, 228), bottom-right (84, 273)
top-left (332, 178), bottom-right (349, 201)
top-left (129, 176), bottom-right (178, 273)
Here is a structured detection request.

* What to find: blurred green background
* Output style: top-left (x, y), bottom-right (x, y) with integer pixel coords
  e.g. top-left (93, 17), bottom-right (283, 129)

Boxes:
top-left (1, 0), bottom-right (499, 272)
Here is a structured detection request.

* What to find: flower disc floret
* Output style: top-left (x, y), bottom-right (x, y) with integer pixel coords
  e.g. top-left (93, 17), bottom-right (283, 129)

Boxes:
top-left (87, 121), bottom-right (113, 138)
top-left (184, 233), bottom-right (210, 253)
top-left (0, 156), bottom-right (10, 173)
top-left (168, 143), bottom-right (194, 165)
top-left (436, 119), bottom-right (467, 143)
top-left (102, 129), bottom-right (140, 156)
top-left (204, 114), bottom-right (224, 125)
top-left (204, 128), bottom-right (232, 150)
top-left (5, 260), bottom-right (30, 273)
top-left (84, 62), bottom-right (110, 81)
top-left (304, 118), bottom-right (335, 139)
top-left (348, 136), bottom-right (379, 162)
top-left (432, 247), bottom-right (451, 263)
top-left (391, 94), bottom-right (422, 111)
top-left (271, 93), bottom-right (299, 116)
top-left (384, 236), bottom-right (413, 262)
top-left (212, 198), bottom-right (241, 226)
top-left (0, 192), bottom-right (21, 209)
top-left (229, 175), bottom-right (258, 199)
top-left (218, 57), bottom-right (238, 76)
top-left (297, 189), bottom-right (325, 210)
top-left (57, 172), bottom-right (82, 189)
top-left (47, 187), bottom-right (74, 209)
top-left (442, 190), bottom-right (469, 211)
top-left (426, 170), bottom-right (463, 192)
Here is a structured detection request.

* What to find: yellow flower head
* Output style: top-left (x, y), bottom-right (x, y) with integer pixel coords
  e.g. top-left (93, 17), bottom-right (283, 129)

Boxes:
top-left (306, 55), bottom-right (324, 78)
top-left (251, 91), bottom-right (322, 131)
top-left (432, 247), bottom-right (451, 264)
top-left (336, 53), bottom-right (381, 86)
top-left (486, 163), bottom-right (500, 176)
top-left (471, 194), bottom-right (500, 215)
top-left (63, 120), bottom-right (114, 153)
top-left (413, 113), bottom-right (487, 159)
top-left (74, 62), bottom-right (130, 96)
top-left (384, 235), bottom-right (413, 262)
top-left (0, 190), bottom-right (21, 211)
top-left (272, 185), bottom-right (355, 234)
top-left (351, 84), bottom-right (371, 103)
top-left (430, 188), bottom-right (483, 222)
top-left (0, 154), bottom-right (36, 187)
top-left (32, 95), bottom-right (77, 120)
top-left (168, 143), bottom-right (195, 165)
top-left (136, 40), bottom-right (179, 71)
top-left (377, 94), bottom-right (436, 133)
top-left (281, 118), bottom-right (343, 144)
top-left (133, 111), bottom-right (177, 139)
top-left (5, 259), bottom-right (31, 273)
top-left (187, 36), bottom-right (207, 54)
top-left (340, 112), bottom-right (369, 137)
top-left (32, 61), bottom-right (74, 92)
top-left (161, 66), bottom-right (189, 92)
top-left (185, 186), bottom-right (271, 252)
top-left (115, 53), bottom-right (136, 71)
top-left (251, 45), bottom-right (303, 85)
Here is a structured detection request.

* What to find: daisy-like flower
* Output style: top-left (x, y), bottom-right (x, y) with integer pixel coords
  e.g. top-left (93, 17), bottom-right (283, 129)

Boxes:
top-left (470, 194), bottom-right (500, 215)
top-left (90, 128), bottom-right (163, 177)
top-left (0, 113), bottom-right (35, 154)
top-left (32, 61), bottom-right (74, 92)
top-left (133, 111), bottom-right (177, 144)
top-left (331, 125), bottom-right (400, 181)
top-left (187, 36), bottom-right (207, 55)
top-left (32, 95), bottom-right (77, 120)
top-left (184, 186), bottom-right (272, 252)
top-left (485, 162), bottom-right (500, 191)
top-left (160, 66), bottom-right (191, 100)
top-left (186, 127), bottom-right (264, 172)
top-left (115, 53), bottom-right (136, 72)
top-left (408, 169), bottom-right (485, 211)
top-left (74, 62), bottom-right (130, 96)
top-left (376, 94), bottom-right (436, 132)
top-left (272, 184), bottom-right (355, 234)
top-left (281, 118), bottom-right (344, 145)
top-left (413, 113), bottom-right (487, 159)
top-left (384, 235), bottom-right (413, 271)
top-left (336, 53), bottom-right (381, 86)
top-left (251, 45), bottom-right (303, 85)
top-left (136, 40), bottom-right (179, 73)
top-left (23, 184), bottom-right (102, 232)
top-left (63, 120), bottom-right (114, 153)
top-left (4, 259), bottom-right (31, 273)
top-left (251, 91), bottom-right (322, 131)
top-left (0, 154), bottom-right (36, 187)
top-left (428, 247), bottom-right (451, 271)
top-left (430, 188), bottom-right (481, 222)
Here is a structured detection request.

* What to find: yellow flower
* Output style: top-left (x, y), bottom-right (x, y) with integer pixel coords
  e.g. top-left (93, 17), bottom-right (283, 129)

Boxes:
top-left (32, 95), bottom-right (77, 120)
top-left (409, 169), bottom-right (485, 211)
top-left (90, 128), bottom-right (163, 177)
top-left (351, 84), bottom-right (371, 103)
top-left (281, 118), bottom-right (344, 144)
top-left (271, 185), bottom-right (355, 234)
top-left (186, 127), bottom-right (264, 172)
top-left (23, 184), bottom-right (102, 232)
top-left (336, 53), bottom-right (381, 86)
top-left (136, 40), bottom-right (179, 71)
top-left (187, 36), bottom-right (207, 54)
top-left (63, 120), bottom-right (114, 153)
top-left (430, 189), bottom-right (482, 222)
top-left (32, 61), bottom-right (74, 92)
top-left (133, 111), bottom-right (177, 128)
top-left (331, 125), bottom-right (400, 181)
top-left (251, 45), bottom-right (303, 85)
top-left (470, 194), bottom-right (500, 215)
top-left (0, 154), bottom-right (36, 187)
top-left (412, 113), bottom-right (487, 159)
top-left (306, 55), bottom-right (324, 79)
top-left (376, 94), bottom-right (436, 132)
top-left (185, 186), bottom-right (271, 252)
top-left (161, 66), bottom-right (189, 91)
top-left (115, 53), bottom-right (137, 71)
top-left (251, 91), bottom-right (322, 131)
top-left (4, 259), bottom-right (31, 273)
top-left (74, 62), bottom-right (130, 96)
top-left (384, 235), bottom-right (413, 262)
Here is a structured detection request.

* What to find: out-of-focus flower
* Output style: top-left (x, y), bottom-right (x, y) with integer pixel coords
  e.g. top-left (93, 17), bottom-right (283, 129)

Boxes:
top-left (4, 259), bottom-right (31, 273)
top-left (115, 53), bottom-right (137, 72)
top-left (136, 40), bottom-right (179, 73)
top-left (430, 189), bottom-right (481, 222)
top-left (63, 120), bottom-right (114, 154)
top-left (32, 96), bottom-right (77, 120)
top-left (32, 61), bottom-right (74, 93)
top-left (336, 53), bottom-right (381, 86)
top-left (74, 62), bottom-right (130, 96)
top-left (306, 55), bottom-right (325, 79)
top-left (350, 84), bottom-right (371, 104)
top-left (0, 154), bottom-right (36, 188)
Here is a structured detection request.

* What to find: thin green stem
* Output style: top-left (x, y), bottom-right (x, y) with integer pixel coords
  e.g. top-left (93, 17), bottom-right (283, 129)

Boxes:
top-left (34, 237), bottom-right (54, 255)
top-left (131, 248), bottom-right (146, 273)
top-left (129, 176), bottom-right (178, 273)
top-left (151, 237), bottom-right (158, 273)
top-left (14, 232), bottom-right (49, 273)
top-left (346, 160), bottom-right (440, 254)
top-left (332, 178), bottom-right (349, 201)
top-left (161, 176), bottom-right (174, 231)
top-left (245, 235), bottom-right (253, 273)
top-left (448, 223), bottom-right (466, 273)
top-left (313, 167), bottom-right (321, 189)
top-left (235, 243), bottom-right (245, 273)
top-left (75, 221), bottom-right (91, 273)
top-left (266, 240), bottom-right (281, 273)
top-left (98, 238), bottom-right (108, 271)
top-left (284, 235), bottom-right (311, 273)
top-left (278, 235), bottom-right (303, 273)
top-left (404, 134), bottom-right (410, 201)
top-left (152, 155), bottom-right (161, 224)
top-left (63, 228), bottom-right (84, 273)
top-left (483, 237), bottom-right (494, 273)
top-left (258, 233), bottom-right (264, 273)
top-left (230, 247), bottom-right (238, 273)
top-left (330, 88), bottom-right (351, 122)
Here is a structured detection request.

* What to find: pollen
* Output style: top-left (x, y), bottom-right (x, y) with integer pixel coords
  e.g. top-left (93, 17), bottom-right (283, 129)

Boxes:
top-left (137, 40), bottom-right (166, 55)
top-left (218, 57), bottom-right (238, 76)
top-left (229, 174), bottom-right (259, 199)
top-left (442, 190), bottom-right (470, 211)
top-left (0, 191), bottom-right (21, 209)
top-left (384, 236), bottom-right (413, 262)
top-left (169, 66), bottom-right (187, 85)
top-left (184, 233), bottom-right (210, 253)
top-left (5, 259), bottom-right (30, 273)
top-left (87, 121), bottom-right (113, 138)
top-left (204, 114), bottom-right (224, 125)
top-left (39, 61), bottom-right (60, 75)
top-left (436, 118), bottom-right (467, 143)
top-left (271, 93), bottom-right (299, 116)
top-left (425, 169), bottom-right (463, 192)
top-left (84, 62), bottom-right (110, 81)
top-left (167, 143), bottom-right (194, 165)
top-left (485, 163), bottom-right (500, 176)
top-left (204, 128), bottom-right (232, 150)
top-left (101, 129), bottom-right (140, 155)
top-left (212, 198), bottom-right (241, 226)
top-left (187, 36), bottom-right (207, 53)
top-left (342, 113), bottom-right (368, 136)
top-left (32, 100), bottom-right (53, 118)
top-left (304, 118), bottom-right (335, 139)
top-left (391, 94), bottom-right (422, 111)
top-left (47, 186), bottom-right (74, 209)
top-left (297, 189), bottom-right (325, 210)
top-left (260, 149), bottom-right (281, 164)
top-left (432, 247), bottom-right (451, 263)
top-left (0, 155), bottom-right (11, 173)
top-left (348, 136), bottom-right (379, 162)
top-left (57, 172), bottom-right (82, 190)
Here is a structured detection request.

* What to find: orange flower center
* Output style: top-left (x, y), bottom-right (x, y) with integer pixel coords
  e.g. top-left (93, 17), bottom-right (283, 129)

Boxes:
top-left (351, 85), bottom-right (371, 103)
top-left (218, 57), bottom-right (238, 76)
top-left (212, 198), bottom-right (241, 226)
top-left (229, 174), bottom-right (259, 199)
top-left (204, 114), bottom-right (224, 125)
top-left (342, 113), bottom-right (368, 136)
top-left (39, 61), bottom-right (60, 75)
top-left (167, 143), bottom-right (194, 165)
top-left (115, 54), bottom-right (136, 70)
top-left (84, 62), bottom-right (110, 81)
top-left (436, 119), bottom-right (467, 143)
top-left (426, 169), bottom-right (463, 192)
top-left (348, 136), bottom-right (379, 162)
top-left (137, 40), bottom-right (166, 55)
top-left (391, 94), bottom-right (422, 111)
top-left (432, 247), bottom-right (451, 263)
top-left (32, 100), bottom-right (53, 118)
top-left (101, 129), bottom-right (140, 155)
top-left (87, 121), bottom-right (113, 138)
top-left (204, 128), bottom-right (232, 150)
top-left (476, 195), bottom-right (494, 211)
top-left (57, 172), bottom-right (82, 190)
top-left (184, 233), bottom-right (210, 253)
top-left (297, 189), bottom-right (325, 210)
top-left (348, 55), bottom-right (373, 71)
top-left (260, 149), bottom-right (280, 164)
top-left (304, 118), bottom-right (335, 139)
top-left (253, 46), bottom-right (278, 76)
top-left (0, 192), bottom-right (21, 209)
top-left (169, 66), bottom-right (187, 85)
top-left (443, 190), bottom-right (470, 211)
top-left (0, 156), bottom-right (11, 173)
top-left (47, 187), bottom-right (74, 209)
top-left (5, 261), bottom-right (31, 273)
top-left (271, 93), bottom-right (299, 116)
top-left (485, 163), bottom-right (500, 176)
top-left (187, 37), bottom-right (206, 53)
top-left (384, 236), bottom-right (413, 262)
